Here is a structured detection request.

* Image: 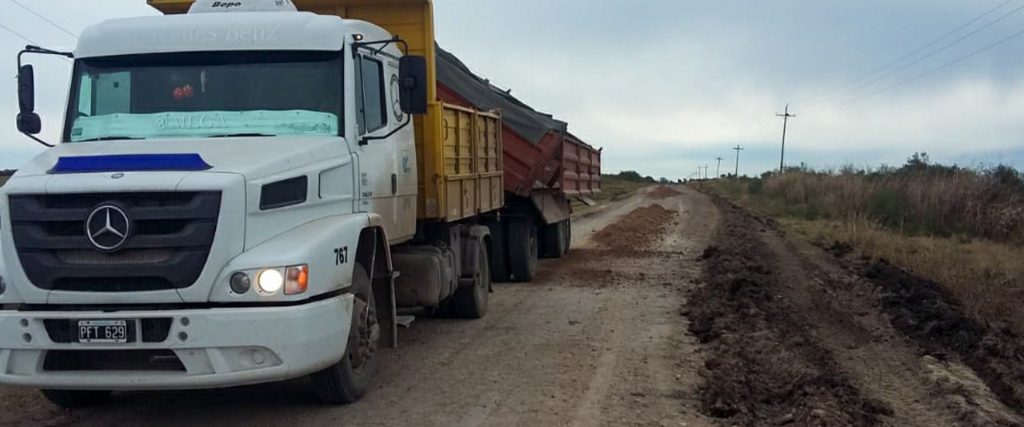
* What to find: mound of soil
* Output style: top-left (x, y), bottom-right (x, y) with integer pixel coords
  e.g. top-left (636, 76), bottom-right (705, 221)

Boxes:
top-left (647, 185), bottom-right (682, 199)
top-left (685, 195), bottom-right (887, 426)
top-left (864, 260), bottom-right (1024, 413)
top-left (593, 204), bottom-right (676, 251)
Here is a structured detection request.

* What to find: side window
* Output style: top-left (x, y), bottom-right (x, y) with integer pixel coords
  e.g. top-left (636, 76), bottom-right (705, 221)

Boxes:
top-left (356, 56), bottom-right (387, 134)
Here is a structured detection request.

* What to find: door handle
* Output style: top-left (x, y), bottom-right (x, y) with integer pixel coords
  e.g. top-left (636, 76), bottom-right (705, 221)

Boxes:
top-left (391, 173), bottom-right (397, 195)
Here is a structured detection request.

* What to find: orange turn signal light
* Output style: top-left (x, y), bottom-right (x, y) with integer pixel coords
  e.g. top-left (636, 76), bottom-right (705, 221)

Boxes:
top-left (285, 265), bottom-right (309, 295)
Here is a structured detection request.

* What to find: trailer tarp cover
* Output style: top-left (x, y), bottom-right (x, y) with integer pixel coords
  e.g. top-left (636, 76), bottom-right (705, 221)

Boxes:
top-left (436, 45), bottom-right (566, 146)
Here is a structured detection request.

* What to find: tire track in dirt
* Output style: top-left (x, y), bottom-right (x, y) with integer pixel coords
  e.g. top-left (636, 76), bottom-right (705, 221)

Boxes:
top-left (686, 197), bottom-right (888, 426)
top-left (765, 229), bottom-right (1021, 426)
top-left (687, 190), bottom-right (1024, 426)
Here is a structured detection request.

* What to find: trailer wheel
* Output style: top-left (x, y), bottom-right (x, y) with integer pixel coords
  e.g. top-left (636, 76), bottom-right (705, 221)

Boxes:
top-left (312, 265), bottom-right (379, 405)
top-left (541, 222), bottom-right (559, 259)
top-left (507, 220), bottom-right (538, 282)
top-left (559, 219), bottom-right (572, 256)
top-left (543, 220), bottom-right (571, 259)
top-left (453, 241), bottom-right (490, 318)
top-left (40, 389), bottom-right (111, 408)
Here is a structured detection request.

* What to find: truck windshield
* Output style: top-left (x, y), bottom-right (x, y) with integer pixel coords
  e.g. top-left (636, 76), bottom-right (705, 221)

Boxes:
top-left (64, 51), bottom-right (342, 142)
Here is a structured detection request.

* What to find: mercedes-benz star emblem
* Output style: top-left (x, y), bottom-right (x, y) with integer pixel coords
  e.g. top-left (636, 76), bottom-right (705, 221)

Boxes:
top-left (85, 204), bottom-right (132, 252)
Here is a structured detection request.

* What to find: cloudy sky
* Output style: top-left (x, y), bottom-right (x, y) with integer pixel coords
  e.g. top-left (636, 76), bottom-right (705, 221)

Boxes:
top-left (1, 0), bottom-right (1023, 179)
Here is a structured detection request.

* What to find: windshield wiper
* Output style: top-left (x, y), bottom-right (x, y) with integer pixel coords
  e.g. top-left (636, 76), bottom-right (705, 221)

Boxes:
top-left (75, 136), bottom-right (144, 142)
top-left (208, 133), bottom-right (278, 138)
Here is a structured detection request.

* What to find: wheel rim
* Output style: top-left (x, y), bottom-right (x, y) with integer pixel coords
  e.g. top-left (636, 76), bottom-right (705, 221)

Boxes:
top-left (349, 294), bottom-right (379, 372)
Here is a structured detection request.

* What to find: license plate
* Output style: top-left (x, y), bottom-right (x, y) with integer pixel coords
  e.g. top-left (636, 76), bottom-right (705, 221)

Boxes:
top-left (78, 320), bottom-right (129, 343)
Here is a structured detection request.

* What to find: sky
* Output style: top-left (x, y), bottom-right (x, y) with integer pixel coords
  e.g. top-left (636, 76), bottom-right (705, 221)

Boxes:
top-left (1, 0), bottom-right (1023, 179)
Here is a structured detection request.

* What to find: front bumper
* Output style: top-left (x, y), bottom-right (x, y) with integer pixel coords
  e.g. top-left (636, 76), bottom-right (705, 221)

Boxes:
top-left (0, 295), bottom-right (353, 390)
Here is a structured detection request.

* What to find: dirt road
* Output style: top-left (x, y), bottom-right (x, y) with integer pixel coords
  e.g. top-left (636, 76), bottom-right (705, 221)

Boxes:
top-left (0, 186), bottom-right (717, 427)
top-left (4, 185), bottom-right (1024, 426)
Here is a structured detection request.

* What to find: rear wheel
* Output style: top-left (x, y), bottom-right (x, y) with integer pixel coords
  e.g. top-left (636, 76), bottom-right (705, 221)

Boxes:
top-left (507, 220), bottom-right (538, 282)
top-left (453, 241), bottom-right (490, 318)
top-left (543, 220), bottom-right (570, 259)
top-left (311, 265), bottom-right (379, 405)
top-left (40, 389), bottom-right (111, 408)
top-left (560, 219), bottom-right (572, 256)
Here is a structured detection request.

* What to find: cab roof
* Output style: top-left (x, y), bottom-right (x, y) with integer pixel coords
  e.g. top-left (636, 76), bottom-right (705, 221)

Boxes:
top-left (75, 12), bottom-right (366, 58)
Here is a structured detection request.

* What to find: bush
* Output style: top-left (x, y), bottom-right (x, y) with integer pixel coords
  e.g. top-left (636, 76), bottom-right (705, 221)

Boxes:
top-left (715, 159), bottom-right (1024, 245)
top-left (866, 188), bottom-right (909, 230)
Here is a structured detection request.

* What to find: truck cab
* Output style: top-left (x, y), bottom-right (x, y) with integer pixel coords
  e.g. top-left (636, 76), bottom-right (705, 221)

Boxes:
top-left (0, 0), bottom-right (466, 407)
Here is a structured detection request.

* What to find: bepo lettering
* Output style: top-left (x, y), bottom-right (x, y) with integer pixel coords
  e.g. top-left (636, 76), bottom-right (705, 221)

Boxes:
top-left (211, 1), bottom-right (242, 8)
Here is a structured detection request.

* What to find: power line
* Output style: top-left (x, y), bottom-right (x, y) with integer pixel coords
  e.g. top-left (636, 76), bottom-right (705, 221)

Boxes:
top-left (6, 0), bottom-right (78, 39)
top-left (835, 2), bottom-right (1024, 101)
top-left (0, 21), bottom-right (40, 45)
top-left (802, 0), bottom-right (1023, 108)
top-left (844, 26), bottom-right (1024, 105)
top-left (802, 0), bottom-right (1017, 106)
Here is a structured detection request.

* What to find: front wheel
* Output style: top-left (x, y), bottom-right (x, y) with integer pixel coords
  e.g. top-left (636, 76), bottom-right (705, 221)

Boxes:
top-left (40, 389), bottom-right (111, 408)
top-left (311, 265), bottom-right (379, 405)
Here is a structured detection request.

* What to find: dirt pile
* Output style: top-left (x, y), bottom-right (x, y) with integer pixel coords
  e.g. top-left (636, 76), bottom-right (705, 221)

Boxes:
top-left (592, 204), bottom-right (676, 251)
top-left (864, 260), bottom-right (1024, 414)
top-left (647, 185), bottom-right (682, 199)
top-left (685, 198), bottom-right (888, 426)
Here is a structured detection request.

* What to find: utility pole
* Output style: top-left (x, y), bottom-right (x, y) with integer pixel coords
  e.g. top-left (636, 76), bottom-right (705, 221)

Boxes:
top-left (776, 104), bottom-right (796, 173)
top-left (704, 164), bottom-right (709, 180)
top-left (732, 145), bottom-right (743, 177)
top-left (715, 156), bottom-right (723, 178)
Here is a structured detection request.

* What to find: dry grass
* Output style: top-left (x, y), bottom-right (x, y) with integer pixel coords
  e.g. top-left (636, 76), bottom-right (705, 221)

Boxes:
top-left (751, 167), bottom-right (1024, 244)
top-left (783, 217), bottom-right (1024, 333)
top-left (705, 162), bottom-right (1024, 333)
top-left (592, 175), bottom-right (647, 203)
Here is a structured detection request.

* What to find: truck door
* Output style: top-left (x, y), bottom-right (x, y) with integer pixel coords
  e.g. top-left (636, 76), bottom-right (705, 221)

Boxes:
top-left (354, 53), bottom-right (400, 237)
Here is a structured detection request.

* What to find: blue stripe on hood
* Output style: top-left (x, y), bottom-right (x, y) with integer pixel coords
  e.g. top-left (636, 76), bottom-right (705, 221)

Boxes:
top-left (50, 154), bottom-right (213, 174)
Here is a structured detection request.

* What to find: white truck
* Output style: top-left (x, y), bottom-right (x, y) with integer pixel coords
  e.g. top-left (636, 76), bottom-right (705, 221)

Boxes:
top-left (0, 0), bottom-right (509, 407)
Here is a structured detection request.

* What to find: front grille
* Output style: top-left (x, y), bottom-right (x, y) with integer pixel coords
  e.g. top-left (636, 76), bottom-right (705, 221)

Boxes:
top-left (43, 350), bottom-right (185, 372)
top-left (44, 318), bottom-right (172, 343)
top-left (9, 192), bottom-right (221, 292)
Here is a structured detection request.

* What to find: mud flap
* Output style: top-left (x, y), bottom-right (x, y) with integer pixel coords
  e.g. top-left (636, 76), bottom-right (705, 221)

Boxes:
top-left (376, 271), bottom-right (399, 349)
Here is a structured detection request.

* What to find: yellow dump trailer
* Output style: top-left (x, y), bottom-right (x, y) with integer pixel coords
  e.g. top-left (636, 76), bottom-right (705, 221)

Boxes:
top-left (148, 0), bottom-right (504, 223)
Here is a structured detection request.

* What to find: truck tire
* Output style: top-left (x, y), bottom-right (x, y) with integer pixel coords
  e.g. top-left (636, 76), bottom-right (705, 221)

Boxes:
top-left (487, 222), bottom-right (511, 282)
top-left (453, 241), bottom-right (490, 318)
top-left (541, 222), bottom-right (559, 259)
top-left (311, 265), bottom-right (379, 405)
top-left (560, 218), bottom-right (572, 256)
top-left (507, 220), bottom-right (538, 282)
top-left (40, 389), bottom-right (111, 408)
top-left (542, 220), bottom-right (570, 259)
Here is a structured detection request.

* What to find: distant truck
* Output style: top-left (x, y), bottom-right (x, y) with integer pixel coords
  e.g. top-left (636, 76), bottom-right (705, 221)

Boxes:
top-left (0, 0), bottom-right (598, 408)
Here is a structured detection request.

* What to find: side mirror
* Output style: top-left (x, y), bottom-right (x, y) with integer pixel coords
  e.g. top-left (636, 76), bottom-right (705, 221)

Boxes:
top-left (17, 112), bottom-right (41, 135)
top-left (18, 64), bottom-right (35, 113)
top-left (16, 64), bottom-right (41, 134)
top-left (398, 55), bottom-right (428, 115)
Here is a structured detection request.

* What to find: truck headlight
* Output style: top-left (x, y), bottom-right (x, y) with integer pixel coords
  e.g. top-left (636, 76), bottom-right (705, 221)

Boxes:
top-left (235, 264), bottom-right (308, 296)
top-left (257, 269), bottom-right (284, 294)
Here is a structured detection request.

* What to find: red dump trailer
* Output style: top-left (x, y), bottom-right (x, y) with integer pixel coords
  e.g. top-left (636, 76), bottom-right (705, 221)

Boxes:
top-left (436, 46), bottom-right (601, 281)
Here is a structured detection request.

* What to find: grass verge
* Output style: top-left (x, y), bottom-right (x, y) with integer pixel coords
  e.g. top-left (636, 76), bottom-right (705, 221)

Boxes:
top-left (707, 180), bottom-right (1024, 335)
